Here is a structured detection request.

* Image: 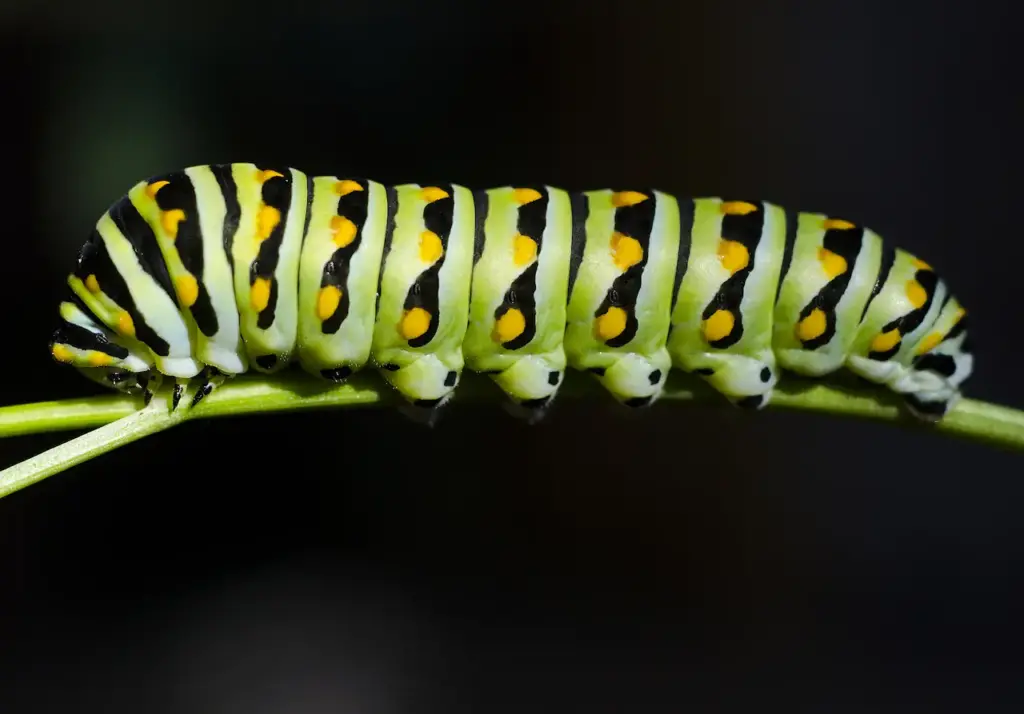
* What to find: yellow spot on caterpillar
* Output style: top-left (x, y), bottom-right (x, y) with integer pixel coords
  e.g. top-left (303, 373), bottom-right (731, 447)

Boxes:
top-left (256, 205), bottom-right (280, 242)
top-left (419, 230), bottom-right (444, 263)
top-left (317, 285), bottom-right (342, 320)
top-left (400, 307), bottom-right (431, 340)
top-left (161, 208), bottom-right (186, 239)
top-left (595, 307), bottom-right (627, 341)
top-left (796, 308), bottom-right (827, 342)
top-left (720, 201), bottom-right (758, 215)
top-left (611, 191), bottom-right (648, 208)
top-left (51, 344), bottom-right (74, 363)
top-left (953, 307), bottom-right (967, 323)
top-left (117, 311), bottom-right (135, 337)
top-left (493, 308), bottom-right (526, 343)
top-left (818, 246), bottom-right (848, 278)
top-left (513, 188), bottom-right (543, 205)
top-left (717, 239), bottom-right (749, 274)
top-left (87, 351), bottom-right (114, 367)
top-left (334, 179), bottom-right (363, 196)
top-left (702, 309), bottom-right (735, 343)
top-left (823, 218), bottom-right (856, 230)
top-left (513, 234), bottom-right (537, 266)
top-left (175, 274), bottom-right (199, 308)
top-left (871, 329), bottom-right (901, 353)
top-left (906, 279), bottom-right (928, 309)
top-left (250, 277), bottom-right (272, 312)
top-left (912, 258), bottom-right (933, 271)
top-left (916, 331), bottom-right (944, 354)
top-left (85, 274), bottom-right (101, 294)
top-left (257, 169), bottom-right (284, 182)
top-left (611, 232), bottom-right (644, 270)
top-left (421, 186), bottom-right (449, 203)
top-left (145, 180), bottom-right (169, 198)
top-left (330, 216), bottom-right (358, 247)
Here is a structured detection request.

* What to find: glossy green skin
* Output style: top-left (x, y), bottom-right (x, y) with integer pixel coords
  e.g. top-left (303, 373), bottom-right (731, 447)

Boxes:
top-left (49, 163), bottom-right (974, 421)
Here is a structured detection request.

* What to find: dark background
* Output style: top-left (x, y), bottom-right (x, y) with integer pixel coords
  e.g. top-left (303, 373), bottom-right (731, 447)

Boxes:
top-left (2, 1), bottom-right (1023, 711)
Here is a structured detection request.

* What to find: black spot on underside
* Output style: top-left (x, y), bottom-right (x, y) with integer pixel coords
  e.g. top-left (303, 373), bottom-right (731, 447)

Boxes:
top-left (322, 366), bottom-right (353, 381)
top-left (904, 393), bottom-right (947, 418)
top-left (734, 394), bottom-right (764, 409)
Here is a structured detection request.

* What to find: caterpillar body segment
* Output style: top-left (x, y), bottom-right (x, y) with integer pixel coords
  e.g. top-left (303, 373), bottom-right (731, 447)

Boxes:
top-left (773, 214), bottom-right (886, 378)
top-left (48, 163), bottom-right (974, 423)
top-left (227, 165), bottom-right (308, 373)
top-left (843, 249), bottom-right (972, 419)
top-left (296, 176), bottom-right (388, 381)
top-left (371, 183), bottom-right (475, 409)
top-left (565, 189), bottom-right (678, 409)
top-left (667, 198), bottom-right (787, 410)
top-left (463, 185), bottom-right (574, 414)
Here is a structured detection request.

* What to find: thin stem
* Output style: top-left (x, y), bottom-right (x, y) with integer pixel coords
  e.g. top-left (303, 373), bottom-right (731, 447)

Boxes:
top-left (0, 394), bottom-right (138, 438)
top-left (0, 390), bottom-right (183, 499)
top-left (1, 370), bottom-right (1022, 501)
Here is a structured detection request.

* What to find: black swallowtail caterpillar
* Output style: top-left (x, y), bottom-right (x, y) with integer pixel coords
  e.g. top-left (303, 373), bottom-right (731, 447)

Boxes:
top-left (48, 163), bottom-right (973, 422)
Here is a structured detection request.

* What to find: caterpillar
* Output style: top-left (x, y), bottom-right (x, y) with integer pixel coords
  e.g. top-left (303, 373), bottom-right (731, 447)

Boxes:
top-left (48, 163), bottom-right (973, 423)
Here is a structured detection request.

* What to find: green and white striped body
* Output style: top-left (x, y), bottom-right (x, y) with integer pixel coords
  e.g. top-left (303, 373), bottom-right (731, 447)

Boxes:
top-left (49, 163), bottom-right (974, 422)
top-left (463, 186), bottom-right (573, 409)
top-left (564, 189), bottom-right (679, 407)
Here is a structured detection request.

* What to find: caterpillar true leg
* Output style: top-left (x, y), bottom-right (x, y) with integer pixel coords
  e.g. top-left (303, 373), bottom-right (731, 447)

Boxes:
top-left (48, 163), bottom-right (974, 425)
top-left (184, 365), bottom-right (225, 409)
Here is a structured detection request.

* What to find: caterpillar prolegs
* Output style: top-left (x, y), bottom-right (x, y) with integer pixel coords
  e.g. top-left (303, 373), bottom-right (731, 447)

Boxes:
top-left (48, 163), bottom-right (974, 423)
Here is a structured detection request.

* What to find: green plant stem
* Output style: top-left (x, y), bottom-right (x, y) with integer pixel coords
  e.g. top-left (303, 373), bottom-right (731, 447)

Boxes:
top-left (0, 390), bottom-right (183, 499)
top-left (1, 371), bottom-right (1022, 501)
top-left (0, 394), bottom-right (138, 437)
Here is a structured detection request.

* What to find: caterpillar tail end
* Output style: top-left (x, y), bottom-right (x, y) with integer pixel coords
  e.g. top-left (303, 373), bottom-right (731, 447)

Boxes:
top-left (885, 330), bottom-right (973, 423)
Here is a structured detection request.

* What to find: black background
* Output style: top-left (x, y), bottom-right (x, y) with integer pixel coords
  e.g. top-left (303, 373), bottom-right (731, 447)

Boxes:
top-left (2, 1), bottom-right (1023, 711)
